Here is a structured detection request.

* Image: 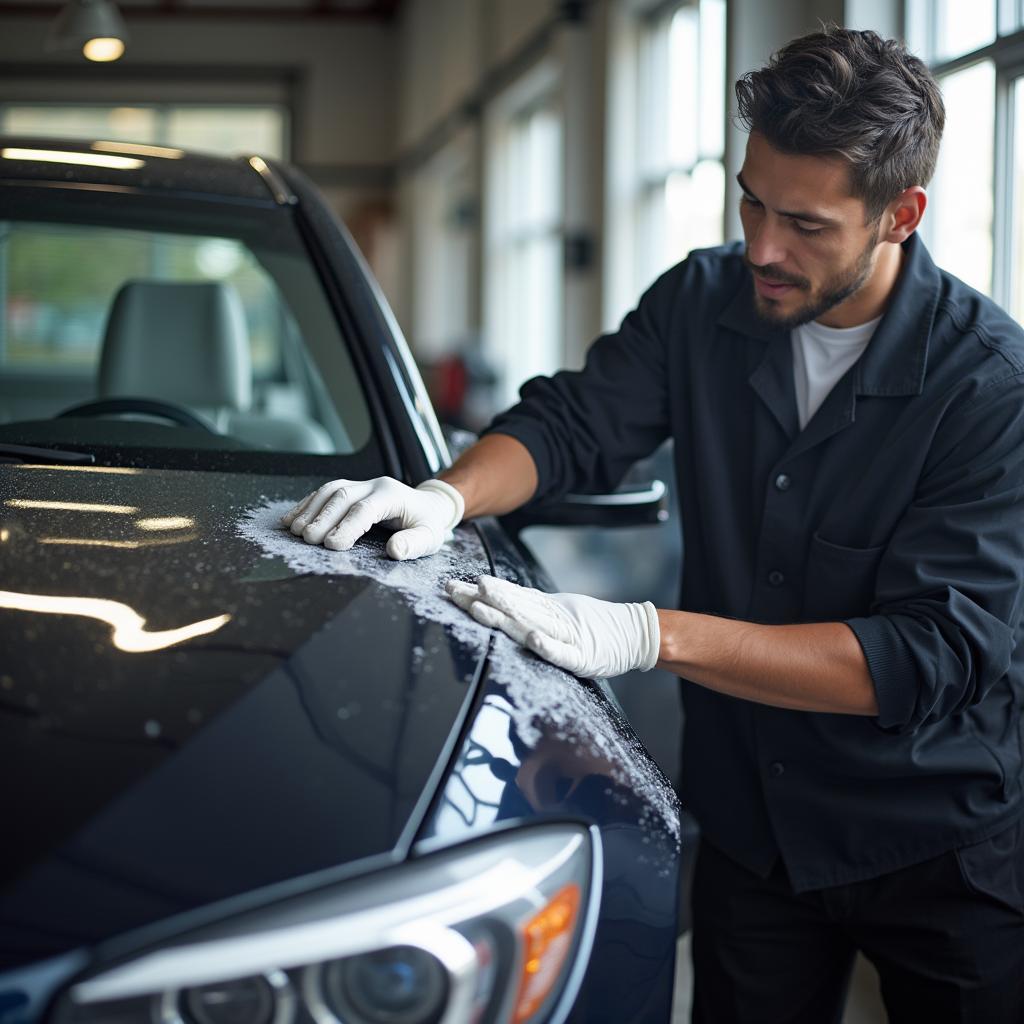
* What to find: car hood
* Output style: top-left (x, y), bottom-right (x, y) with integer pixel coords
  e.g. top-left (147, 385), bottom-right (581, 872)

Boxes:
top-left (0, 462), bottom-right (493, 968)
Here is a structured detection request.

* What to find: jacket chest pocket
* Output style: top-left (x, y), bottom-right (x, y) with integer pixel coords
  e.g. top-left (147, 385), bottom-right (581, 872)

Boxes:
top-left (803, 533), bottom-right (886, 622)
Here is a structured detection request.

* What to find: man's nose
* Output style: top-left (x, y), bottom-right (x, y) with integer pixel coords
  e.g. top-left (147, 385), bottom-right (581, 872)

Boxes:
top-left (746, 215), bottom-right (788, 269)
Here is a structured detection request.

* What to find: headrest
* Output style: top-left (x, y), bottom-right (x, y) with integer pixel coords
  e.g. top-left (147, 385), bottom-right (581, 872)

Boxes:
top-left (99, 280), bottom-right (252, 411)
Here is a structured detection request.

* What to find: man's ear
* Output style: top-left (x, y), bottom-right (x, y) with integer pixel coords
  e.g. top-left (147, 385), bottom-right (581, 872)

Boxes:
top-left (879, 186), bottom-right (927, 243)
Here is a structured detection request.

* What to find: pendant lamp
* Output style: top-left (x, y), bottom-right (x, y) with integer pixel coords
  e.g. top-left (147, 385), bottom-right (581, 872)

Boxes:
top-left (48, 0), bottom-right (129, 62)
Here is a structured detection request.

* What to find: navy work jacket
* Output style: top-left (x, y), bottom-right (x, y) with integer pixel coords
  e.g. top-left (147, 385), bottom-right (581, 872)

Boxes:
top-left (488, 234), bottom-right (1024, 890)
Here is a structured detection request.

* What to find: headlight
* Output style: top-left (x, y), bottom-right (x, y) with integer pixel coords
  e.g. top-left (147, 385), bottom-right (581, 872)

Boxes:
top-left (316, 946), bottom-right (448, 1024)
top-left (53, 823), bottom-right (600, 1024)
top-left (157, 971), bottom-right (294, 1024)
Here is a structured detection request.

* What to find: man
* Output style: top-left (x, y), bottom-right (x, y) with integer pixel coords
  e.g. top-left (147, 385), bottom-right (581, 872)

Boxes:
top-left (284, 27), bottom-right (1024, 1023)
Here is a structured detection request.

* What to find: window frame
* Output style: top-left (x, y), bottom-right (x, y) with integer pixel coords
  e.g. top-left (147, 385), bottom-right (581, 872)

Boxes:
top-left (483, 60), bottom-right (565, 409)
top-left (908, 1), bottom-right (1024, 314)
top-left (603, 0), bottom-right (727, 331)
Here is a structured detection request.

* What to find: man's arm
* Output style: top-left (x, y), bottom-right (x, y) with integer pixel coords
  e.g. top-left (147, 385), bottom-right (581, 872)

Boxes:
top-left (447, 576), bottom-right (878, 716)
top-left (655, 610), bottom-right (878, 715)
top-left (286, 257), bottom-right (682, 558)
top-left (440, 433), bottom-right (539, 519)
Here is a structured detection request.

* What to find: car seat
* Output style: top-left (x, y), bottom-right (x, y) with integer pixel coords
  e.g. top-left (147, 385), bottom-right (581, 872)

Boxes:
top-left (98, 279), bottom-right (332, 452)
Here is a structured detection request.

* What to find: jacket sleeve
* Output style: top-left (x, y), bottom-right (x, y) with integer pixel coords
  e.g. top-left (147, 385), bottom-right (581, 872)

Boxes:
top-left (483, 266), bottom-right (680, 504)
top-left (846, 374), bottom-right (1024, 734)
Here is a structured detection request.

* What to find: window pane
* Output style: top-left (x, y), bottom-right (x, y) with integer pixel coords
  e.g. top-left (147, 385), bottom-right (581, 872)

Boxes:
top-left (668, 159), bottom-right (725, 257)
top-left (486, 95), bottom-right (563, 408)
top-left (525, 106), bottom-right (561, 230)
top-left (639, 13), bottom-right (670, 180)
top-left (935, 0), bottom-right (996, 61)
top-left (668, 6), bottom-right (699, 170)
top-left (165, 107), bottom-right (286, 159)
top-left (699, 0), bottom-right (727, 158)
top-left (930, 61), bottom-right (995, 295)
top-left (2, 106), bottom-right (157, 144)
top-left (1, 105), bottom-right (286, 160)
top-left (1012, 76), bottom-right (1024, 322)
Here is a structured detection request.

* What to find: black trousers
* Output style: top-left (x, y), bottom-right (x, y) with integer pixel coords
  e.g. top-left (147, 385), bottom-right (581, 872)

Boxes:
top-left (691, 819), bottom-right (1024, 1024)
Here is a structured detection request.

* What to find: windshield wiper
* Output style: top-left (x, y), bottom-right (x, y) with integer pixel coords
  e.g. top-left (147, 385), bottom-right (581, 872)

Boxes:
top-left (0, 443), bottom-right (96, 466)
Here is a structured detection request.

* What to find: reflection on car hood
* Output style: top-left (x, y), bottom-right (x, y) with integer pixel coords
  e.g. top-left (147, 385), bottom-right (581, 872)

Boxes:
top-left (0, 463), bottom-right (491, 968)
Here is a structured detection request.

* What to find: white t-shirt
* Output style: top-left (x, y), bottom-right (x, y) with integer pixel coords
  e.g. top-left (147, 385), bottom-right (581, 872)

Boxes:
top-left (791, 316), bottom-right (881, 430)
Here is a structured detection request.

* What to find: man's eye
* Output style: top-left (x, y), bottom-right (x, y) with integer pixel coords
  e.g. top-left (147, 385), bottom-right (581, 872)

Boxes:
top-left (740, 194), bottom-right (762, 208)
top-left (792, 219), bottom-right (823, 235)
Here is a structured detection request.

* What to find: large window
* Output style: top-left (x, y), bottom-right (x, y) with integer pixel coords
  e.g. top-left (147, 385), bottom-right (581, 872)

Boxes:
top-left (605, 0), bottom-right (727, 328)
top-left (410, 134), bottom-right (476, 362)
top-left (0, 103), bottom-right (287, 160)
top-left (907, 1), bottom-right (1024, 321)
top-left (485, 73), bottom-right (564, 408)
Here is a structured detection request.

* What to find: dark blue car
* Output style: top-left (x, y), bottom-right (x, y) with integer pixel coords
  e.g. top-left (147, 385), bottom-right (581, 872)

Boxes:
top-left (0, 138), bottom-right (681, 1024)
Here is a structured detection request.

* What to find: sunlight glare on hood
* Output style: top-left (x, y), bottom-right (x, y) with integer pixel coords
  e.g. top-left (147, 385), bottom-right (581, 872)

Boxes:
top-left (6, 499), bottom-right (139, 514)
top-left (14, 465), bottom-right (141, 475)
top-left (0, 591), bottom-right (230, 653)
top-left (135, 516), bottom-right (195, 531)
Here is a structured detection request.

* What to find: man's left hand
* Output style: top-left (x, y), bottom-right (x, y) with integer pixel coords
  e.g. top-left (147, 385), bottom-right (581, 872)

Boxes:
top-left (446, 575), bottom-right (660, 678)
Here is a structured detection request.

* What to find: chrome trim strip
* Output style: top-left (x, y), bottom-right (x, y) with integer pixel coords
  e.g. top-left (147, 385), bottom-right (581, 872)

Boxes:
top-left (562, 481), bottom-right (666, 506)
top-left (546, 824), bottom-right (604, 1024)
top-left (247, 156), bottom-right (296, 206)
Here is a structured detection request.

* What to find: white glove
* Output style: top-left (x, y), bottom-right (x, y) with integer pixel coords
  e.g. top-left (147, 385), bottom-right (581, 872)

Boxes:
top-left (280, 477), bottom-right (464, 561)
top-left (446, 575), bottom-right (661, 678)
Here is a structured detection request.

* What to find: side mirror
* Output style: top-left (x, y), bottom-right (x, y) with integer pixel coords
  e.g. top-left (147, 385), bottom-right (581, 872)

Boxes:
top-left (439, 424), bottom-right (669, 532)
top-left (500, 480), bottom-right (668, 532)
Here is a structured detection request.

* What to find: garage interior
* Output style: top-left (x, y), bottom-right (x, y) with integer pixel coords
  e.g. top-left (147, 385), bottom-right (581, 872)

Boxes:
top-left (1, 0), bottom-right (1021, 1020)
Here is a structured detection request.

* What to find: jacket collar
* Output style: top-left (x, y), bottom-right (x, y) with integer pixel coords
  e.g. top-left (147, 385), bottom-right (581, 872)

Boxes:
top-left (718, 232), bottom-right (940, 398)
top-left (853, 232), bottom-right (938, 397)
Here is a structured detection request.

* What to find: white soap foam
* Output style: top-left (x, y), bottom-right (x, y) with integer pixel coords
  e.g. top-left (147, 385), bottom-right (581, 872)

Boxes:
top-left (236, 500), bottom-right (680, 845)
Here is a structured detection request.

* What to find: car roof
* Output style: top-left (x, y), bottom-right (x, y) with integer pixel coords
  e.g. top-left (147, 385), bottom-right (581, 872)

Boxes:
top-left (0, 136), bottom-right (290, 204)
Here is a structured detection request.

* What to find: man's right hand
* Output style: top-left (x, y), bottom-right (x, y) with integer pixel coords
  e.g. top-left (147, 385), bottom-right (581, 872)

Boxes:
top-left (280, 477), bottom-right (465, 561)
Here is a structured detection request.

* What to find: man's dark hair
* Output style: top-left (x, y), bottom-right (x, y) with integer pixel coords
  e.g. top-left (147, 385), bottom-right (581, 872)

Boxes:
top-left (734, 26), bottom-right (945, 221)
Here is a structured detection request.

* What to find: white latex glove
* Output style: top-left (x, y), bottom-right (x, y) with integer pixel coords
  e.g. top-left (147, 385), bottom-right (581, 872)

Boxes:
top-left (446, 574), bottom-right (661, 678)
top-left (280, 477), bottom-right (464, 561)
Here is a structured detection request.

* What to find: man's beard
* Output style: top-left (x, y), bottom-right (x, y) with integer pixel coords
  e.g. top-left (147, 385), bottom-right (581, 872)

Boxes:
top-left (746, 231), bottom-right (878, 329)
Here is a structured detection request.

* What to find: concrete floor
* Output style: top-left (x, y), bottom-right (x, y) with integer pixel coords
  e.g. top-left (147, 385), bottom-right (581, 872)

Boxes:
top-left (671, 935), bottom-right (888, 1023)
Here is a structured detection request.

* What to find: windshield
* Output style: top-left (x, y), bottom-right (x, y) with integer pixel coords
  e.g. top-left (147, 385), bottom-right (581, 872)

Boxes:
top-left (0, 190), bottom-right (381, 473)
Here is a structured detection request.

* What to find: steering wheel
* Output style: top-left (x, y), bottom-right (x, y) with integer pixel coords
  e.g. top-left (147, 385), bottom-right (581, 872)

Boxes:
top-left (57, 398), bottom-right (217, 433)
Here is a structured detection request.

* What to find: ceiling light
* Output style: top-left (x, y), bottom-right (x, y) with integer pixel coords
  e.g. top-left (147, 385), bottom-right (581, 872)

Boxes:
top-left (83, 37), bottom-right (124, 62)
top-left (47, 0), bottom-right (129, 63)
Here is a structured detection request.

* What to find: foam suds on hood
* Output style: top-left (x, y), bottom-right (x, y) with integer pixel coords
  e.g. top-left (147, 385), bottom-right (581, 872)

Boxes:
top-left (236, 500), bottom-right (680, 844)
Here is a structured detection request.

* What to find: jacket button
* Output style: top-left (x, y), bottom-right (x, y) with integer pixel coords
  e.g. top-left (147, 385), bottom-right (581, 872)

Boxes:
top-left (768, 570), bottom-right (785, 586)
top-left (770, 761), bottom-right (785, 777)
top-left (775, 473), bottom-right (791, 491)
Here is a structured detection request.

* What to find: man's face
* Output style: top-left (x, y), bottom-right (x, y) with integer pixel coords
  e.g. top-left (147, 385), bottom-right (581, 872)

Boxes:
top-left (738, 132), bottom-right (884, 329)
